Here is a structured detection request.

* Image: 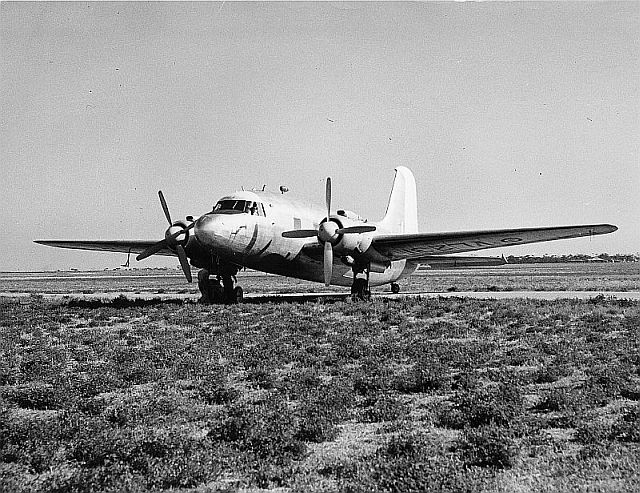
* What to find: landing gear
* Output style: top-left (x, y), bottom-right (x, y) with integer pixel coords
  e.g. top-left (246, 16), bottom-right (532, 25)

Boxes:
top-left (351, 264), bottom-right (371, 301)
top-left (198, 269), bottom-right (242, 304)
top-left (222, 275), bottom-right (235, 303)
top-left (234, 286), bottom-right (244, 303)
top-left (391, 283), bottom-right (400, 294)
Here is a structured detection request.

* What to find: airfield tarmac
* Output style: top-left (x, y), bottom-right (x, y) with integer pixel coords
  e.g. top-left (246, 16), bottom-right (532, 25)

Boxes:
top-left (1, 263), bottom-right (638, 302)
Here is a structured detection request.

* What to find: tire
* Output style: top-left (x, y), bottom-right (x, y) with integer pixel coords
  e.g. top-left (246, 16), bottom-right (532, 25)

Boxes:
top-left (391, 283), bottom-right (400, 294)
top-left (234, 286), bottom-right (244, 303)
top-left (351, 278), bottom-right (367, 294)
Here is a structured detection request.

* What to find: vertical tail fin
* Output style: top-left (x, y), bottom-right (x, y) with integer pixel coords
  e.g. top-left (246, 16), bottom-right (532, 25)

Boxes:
top-left (378, 167), bottom-right (418, 234)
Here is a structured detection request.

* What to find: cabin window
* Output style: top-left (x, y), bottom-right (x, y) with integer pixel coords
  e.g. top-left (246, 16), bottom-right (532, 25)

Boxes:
top-left (245, 202), bottom-right (257, 215)
top-left (246, 201), bottom-right (266, 216)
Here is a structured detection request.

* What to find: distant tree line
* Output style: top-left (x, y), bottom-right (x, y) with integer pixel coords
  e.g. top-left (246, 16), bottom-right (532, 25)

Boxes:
top-left (505, 254), bottom-right (639, 264)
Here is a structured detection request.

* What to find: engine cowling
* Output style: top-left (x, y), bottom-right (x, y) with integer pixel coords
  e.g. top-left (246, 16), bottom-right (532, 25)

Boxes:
top-left (330, 217), bottom-right (374, 255)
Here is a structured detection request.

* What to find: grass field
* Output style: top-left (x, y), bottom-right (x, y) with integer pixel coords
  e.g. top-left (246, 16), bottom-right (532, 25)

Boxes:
top-left (1, 288), bottom-right (639, 492)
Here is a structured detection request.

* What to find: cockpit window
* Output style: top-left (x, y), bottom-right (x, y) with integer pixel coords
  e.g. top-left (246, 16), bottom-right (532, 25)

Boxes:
top-left (213, 200), bottom-right (266, 216)
top-left (214, 200), bottom-right (246, 213)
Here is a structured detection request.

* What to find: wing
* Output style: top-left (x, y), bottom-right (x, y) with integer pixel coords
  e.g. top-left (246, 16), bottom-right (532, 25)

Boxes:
top-left (34, 240), bottom-right (176, 257)
top-left (416, 255), bottom-right (507, 268)
top-left (369, 224), bottom-right (617, 261)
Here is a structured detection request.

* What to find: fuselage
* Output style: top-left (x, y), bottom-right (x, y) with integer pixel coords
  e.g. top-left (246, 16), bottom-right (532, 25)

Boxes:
top-left (189, 190), bottom-right (417, 287)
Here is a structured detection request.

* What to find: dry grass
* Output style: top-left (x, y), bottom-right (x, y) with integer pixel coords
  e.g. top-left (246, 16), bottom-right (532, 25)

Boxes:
top-left (0, 291), bottom-right (639, 491)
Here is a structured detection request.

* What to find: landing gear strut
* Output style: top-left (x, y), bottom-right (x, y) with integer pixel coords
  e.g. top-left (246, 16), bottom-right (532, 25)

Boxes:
top-left (198, 268), bottom-right (242, 304)
top-left (351, 264), bottom-right (371, 301)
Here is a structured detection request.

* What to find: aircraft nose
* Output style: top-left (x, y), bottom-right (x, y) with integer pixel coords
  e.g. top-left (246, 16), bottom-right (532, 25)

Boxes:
top-left (194, 214), bottom-right (228, 249)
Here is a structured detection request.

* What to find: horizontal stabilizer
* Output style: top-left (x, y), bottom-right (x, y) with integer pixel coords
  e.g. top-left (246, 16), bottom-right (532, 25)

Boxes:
top-left (417, 255), bottom-right (508, 268)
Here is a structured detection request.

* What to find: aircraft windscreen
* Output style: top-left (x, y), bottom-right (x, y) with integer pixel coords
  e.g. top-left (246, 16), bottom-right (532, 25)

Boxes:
top-left (214, 200), bottom-right (246, 212)
top-left (213, 200), bottom-right (265, 216)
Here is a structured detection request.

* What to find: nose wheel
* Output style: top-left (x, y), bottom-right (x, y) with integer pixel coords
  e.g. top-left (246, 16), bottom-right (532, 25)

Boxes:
top-left (198, 269), bottom-right (243, 304)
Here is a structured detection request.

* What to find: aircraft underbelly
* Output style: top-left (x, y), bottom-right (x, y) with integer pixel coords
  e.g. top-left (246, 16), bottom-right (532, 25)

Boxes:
top-left (211, 220), bottom-right (418, 287)
top-left (238, 251), bottom-right (415, 287)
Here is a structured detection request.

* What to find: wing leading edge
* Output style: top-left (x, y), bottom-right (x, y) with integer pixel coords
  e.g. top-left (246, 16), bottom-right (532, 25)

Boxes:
top-left (34, 240), bottom-right (176, 257)
top-left (370, 224), bottom-right (617, 261)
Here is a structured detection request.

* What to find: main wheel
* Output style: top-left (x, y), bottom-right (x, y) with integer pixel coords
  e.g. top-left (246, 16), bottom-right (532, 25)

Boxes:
top-left (391, 283), bottom-right (400, 294)
top-left (197, 269), bottom-right (210, 303)
top-left (234, 286), bottom-right (244, 303)
top-left (210, 279), bottom-right (223, 304)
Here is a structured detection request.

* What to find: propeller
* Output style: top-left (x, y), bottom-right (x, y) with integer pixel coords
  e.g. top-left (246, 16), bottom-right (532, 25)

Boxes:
top-left (323, 178), bottom-right (333, 286)
top-left (324, 240), bottom-right (333, 286)
top-left (158, 189), bottom-right (172, 224)
top-left (136, 191), bottom-right (194, 283)
top-left (282, 177), bottom-right (376, 287)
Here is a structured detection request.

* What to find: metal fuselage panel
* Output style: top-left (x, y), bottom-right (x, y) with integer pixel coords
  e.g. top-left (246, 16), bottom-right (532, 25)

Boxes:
top-left (193, 191), bottom-right (416, 286)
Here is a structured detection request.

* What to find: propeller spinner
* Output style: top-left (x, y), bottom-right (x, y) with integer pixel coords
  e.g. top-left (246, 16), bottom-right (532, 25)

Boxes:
top-left (282, 177), bottom-right (376, 286)
top-left (136, 191), bottom-right (194, 282)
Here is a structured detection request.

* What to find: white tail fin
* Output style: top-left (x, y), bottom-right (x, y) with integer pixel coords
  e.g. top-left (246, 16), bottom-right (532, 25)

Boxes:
top-left (379, 167), bottom-right (418, 234)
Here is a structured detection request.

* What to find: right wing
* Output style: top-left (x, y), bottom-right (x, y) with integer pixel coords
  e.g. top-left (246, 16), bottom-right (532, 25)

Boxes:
top-left (34, 240), bottom-right (176, 257)
top-left (369, 224), bottom-right (617, 261)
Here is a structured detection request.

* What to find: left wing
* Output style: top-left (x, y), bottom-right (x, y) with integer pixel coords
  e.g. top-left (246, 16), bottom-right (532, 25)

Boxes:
top-left (34, 240), bottom-right (176, 257)
top-left (369, 224), bottom-right (617, 261)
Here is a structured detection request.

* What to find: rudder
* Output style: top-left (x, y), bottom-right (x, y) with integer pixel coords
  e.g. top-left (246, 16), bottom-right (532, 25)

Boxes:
top-left (379, 166), bottom-right (418, 234)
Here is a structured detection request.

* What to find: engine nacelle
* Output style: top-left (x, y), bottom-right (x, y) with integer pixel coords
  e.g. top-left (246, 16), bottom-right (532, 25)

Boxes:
top-left (334, 231), bottom-right (373, 255)
top-left (337, 209), bottom-right (367, 222)
top-left (331, 216), bottom-right (375, 255)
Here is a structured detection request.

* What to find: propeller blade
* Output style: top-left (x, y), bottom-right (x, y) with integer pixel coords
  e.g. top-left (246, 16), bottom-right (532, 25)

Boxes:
top-left (136, 239), bottom-right (168, 261)
top-left (336, 225), bottom-right (377, 235)
top-left (158, 190), bottom-right (172, 225)
top-left (324, 241), bottom-right (333, 287)
top-left (282, 229), bottom-right (318, 239)
top-left (325, 177), bottom-right (332, 221)
top-left (176, 245), bottom-right (192, 283)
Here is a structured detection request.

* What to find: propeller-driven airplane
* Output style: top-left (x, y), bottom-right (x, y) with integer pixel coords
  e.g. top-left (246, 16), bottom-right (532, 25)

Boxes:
top-left (35, 167), bottom-right (617, 303)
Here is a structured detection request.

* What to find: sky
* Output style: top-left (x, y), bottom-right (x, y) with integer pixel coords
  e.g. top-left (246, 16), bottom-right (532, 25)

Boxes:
top-left (1, 1), bottom-right (638, 271)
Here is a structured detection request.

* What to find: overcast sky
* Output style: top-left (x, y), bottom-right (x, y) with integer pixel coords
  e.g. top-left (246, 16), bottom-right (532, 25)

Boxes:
top-left (1, 1), bottom-right (638, 271)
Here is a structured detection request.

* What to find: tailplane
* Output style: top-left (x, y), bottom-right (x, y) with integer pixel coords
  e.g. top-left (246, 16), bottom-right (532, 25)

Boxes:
top-left (378, 166), bottom-right (418, 234)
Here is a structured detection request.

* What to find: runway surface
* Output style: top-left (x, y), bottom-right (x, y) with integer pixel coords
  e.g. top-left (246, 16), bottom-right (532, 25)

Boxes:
top-left (2, 265), bottom-right (638, 303)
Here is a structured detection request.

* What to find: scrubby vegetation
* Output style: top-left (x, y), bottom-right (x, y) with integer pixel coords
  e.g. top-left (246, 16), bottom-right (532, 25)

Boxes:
top-left (1, 295), bottom-right (639, 491)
